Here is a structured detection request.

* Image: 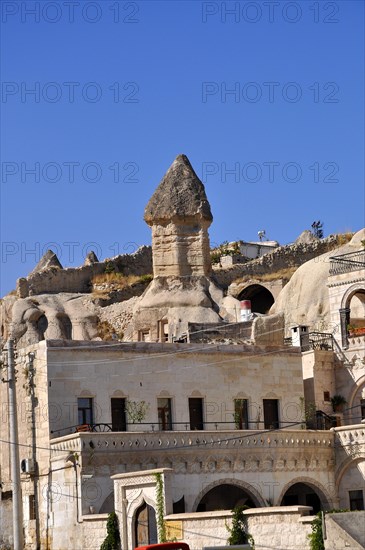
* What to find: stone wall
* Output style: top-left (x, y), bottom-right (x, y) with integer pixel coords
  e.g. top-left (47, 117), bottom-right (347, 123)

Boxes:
top-left (0, 496), bottom-right (13, 547)
top-left (80, 516), bottom-right (109, 550)
top-left (165, 506), bottom-right (314, 550)
top-left (16, 246), bottom-right (152, 297)
top-left (213, 235), bottom-right (340, 288)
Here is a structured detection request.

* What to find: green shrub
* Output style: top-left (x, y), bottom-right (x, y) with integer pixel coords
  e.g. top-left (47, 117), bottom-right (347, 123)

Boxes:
top-left (308, 510), bottom-right (349, 550)
top-left (100, 512), bottom-right (121, 550)
top-left (227, 505), bottom-right (254, 547)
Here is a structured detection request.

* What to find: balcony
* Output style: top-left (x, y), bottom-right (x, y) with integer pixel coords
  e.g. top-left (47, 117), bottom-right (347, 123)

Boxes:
top-left (51, 420), bottom-right (305, 439)
top-left (329, 250), bottom-right (365, 276)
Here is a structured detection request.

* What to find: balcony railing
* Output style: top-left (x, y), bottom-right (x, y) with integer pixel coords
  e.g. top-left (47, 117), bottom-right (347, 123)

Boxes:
top-left (284, 332), bottom-right (333, 351)
top-left (300, 332), bottom-right (333, 351)
top-left (329, 249), bottom-right (365, 276)
top-left (51, 420), bottom-right (300, 439)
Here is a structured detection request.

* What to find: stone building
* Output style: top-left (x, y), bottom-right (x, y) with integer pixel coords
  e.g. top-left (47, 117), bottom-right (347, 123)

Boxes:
top-left (0, 155), bottom-right (364, 549)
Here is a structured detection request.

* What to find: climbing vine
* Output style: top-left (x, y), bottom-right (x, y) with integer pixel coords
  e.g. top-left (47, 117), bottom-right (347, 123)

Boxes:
top-left (154, 473), bottom-right (167, 543)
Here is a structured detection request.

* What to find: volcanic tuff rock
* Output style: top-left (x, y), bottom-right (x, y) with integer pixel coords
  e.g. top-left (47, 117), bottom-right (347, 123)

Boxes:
top-left (271, 228), bottom-right (365, 333)
top-left (144, 154), bottom-right (213, 225)
top-left (29, 249), bottom-right (63, 274)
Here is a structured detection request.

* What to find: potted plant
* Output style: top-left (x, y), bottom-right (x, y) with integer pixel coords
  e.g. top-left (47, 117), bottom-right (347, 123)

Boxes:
top-left (331, 394), bottom-right (347, 413)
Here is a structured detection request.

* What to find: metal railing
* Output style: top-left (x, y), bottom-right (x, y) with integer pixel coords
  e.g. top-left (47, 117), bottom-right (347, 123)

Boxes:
top-left (284, 332), bottom-right (333, 351)
top-left (300, 332), bottom-right (333, 351)
top-left (50, 420), bottom-right (300, 438)
top-left (315, 410), bottom-right (337, 430)
top-left (329, 249), bottom-right (365, 275)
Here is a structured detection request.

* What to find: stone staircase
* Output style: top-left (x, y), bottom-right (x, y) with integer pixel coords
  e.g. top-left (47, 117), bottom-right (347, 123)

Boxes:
top-left (325, 511), bottom-right (365, 549)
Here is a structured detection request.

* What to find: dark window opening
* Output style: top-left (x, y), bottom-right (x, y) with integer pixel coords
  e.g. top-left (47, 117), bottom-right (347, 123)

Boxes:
top-left (111, 398), bottom-right (126, 431)
top-left (37, 315), bottom-right (48, 340)
top-left (173, 496), bottom-right (185, 514)
top-left (263, 399), bottom-right (279, 429)
top-left (158, 320), bottom-right (169, 342)
top-left (281, 483), bottom-right (323, 514)
top-left (349, 490), bottom-right (364, 511)
top-left (29, 495), bottom-right (36, 520)
top-left (234, 399), bottom-right (249, 429)
top-left (189, 398), bottom-right (204, 430)
top-left (323, 391), bottom-right (330, 402)
top-left (361, 399), bottom-right (365, 421)
top-left (237, 284), bottom-right (274, 314)
top-left (78, 397), bottom-right (93, 426)
top-left (158, 398), bottom-right (172, 430)
top-left (58, 314), bottom-right (72, 340)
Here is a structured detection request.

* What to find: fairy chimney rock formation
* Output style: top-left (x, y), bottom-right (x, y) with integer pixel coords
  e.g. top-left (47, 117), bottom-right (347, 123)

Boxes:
top-left (144, 154), bottom-right (213, 277)
top-left (132, 155), bottom-right (242, 342)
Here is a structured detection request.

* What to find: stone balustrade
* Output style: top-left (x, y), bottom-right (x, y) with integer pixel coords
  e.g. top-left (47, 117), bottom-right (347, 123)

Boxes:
top-left (51, 429), bottom-right (334, 457)
top-left (333, 423), bottom-right (365, 447)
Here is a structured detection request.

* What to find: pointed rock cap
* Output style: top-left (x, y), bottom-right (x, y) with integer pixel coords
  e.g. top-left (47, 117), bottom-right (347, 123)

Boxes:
top-left (29, 250), bottom-right (63, 275)
top-left (144, 154), bottom-right (213, 225)
top-left (84, 251), bottom-right (99, 265)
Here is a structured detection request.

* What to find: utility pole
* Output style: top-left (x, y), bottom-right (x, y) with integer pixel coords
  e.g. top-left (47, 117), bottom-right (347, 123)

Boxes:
top-left (6, 338), bottom-right (24, 550)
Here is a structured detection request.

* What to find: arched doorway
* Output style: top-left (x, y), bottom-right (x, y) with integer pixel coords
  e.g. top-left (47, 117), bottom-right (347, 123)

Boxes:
top-left (196, 483), bottom-right (257, 512)
top-left (280, 482), bottom-right (325, 513)
top-left (134, 501), bottom-right (157, 547)
top-left (238, 285), bottom-right (274, 314)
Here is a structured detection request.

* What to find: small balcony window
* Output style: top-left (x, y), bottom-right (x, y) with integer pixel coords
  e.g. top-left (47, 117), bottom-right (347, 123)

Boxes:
top-left (157, 398), bottom-right (172, 430)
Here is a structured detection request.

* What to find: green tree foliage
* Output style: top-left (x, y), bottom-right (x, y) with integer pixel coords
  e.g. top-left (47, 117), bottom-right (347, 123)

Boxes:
top-left (100, 512), bottom-right (121, 550)
top-left (311, 221), bottom-right (324, 239)
top-left (308, 512), bottom-right (324, 550)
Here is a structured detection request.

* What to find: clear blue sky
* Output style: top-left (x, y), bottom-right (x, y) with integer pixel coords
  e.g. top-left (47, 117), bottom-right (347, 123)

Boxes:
top-left (1, 0), bottom-right (364, 295)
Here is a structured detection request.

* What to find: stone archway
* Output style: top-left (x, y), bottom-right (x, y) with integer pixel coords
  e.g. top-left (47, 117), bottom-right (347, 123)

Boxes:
top-left (348, 377), bottom-right (365, 423)
top-left (193, 478), bottom-right (265, 512)
top-left (336, 456), bottom-right (365, 510)
top-left (238, 284), bottom-right (275, 314)
top-left (278, 478), bottom-right (333, 512)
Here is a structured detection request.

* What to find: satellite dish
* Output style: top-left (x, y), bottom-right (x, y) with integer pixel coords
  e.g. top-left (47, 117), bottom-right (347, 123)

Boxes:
top-left (258, 230), bottom-right (266, 241)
